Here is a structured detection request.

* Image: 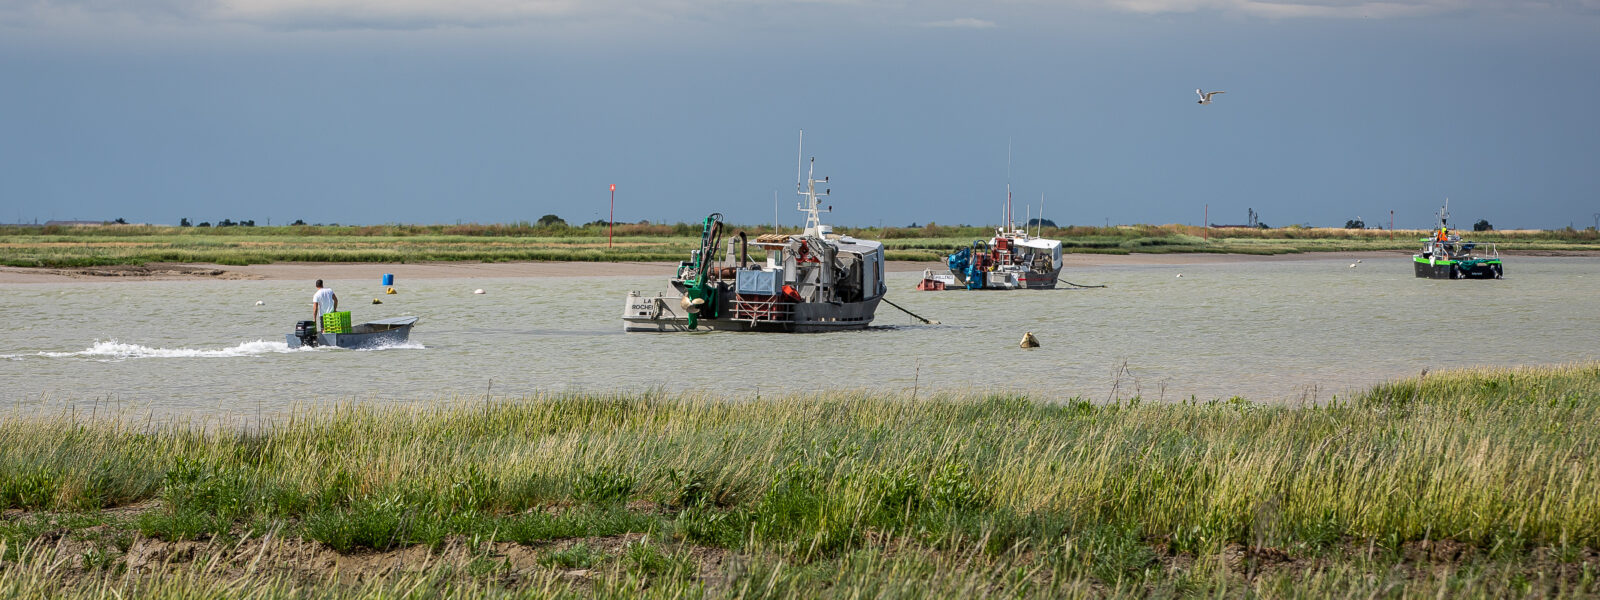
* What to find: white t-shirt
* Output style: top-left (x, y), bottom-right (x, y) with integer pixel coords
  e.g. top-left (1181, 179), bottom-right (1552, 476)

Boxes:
top-left (312, 288), bottom-right (337, 318)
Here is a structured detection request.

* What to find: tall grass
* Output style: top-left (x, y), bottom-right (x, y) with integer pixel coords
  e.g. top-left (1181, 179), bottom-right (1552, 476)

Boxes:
top-left (2, 364), bottom-right (1600, 596)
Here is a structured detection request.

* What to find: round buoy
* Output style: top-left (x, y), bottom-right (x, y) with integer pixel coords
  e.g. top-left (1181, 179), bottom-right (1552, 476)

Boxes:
top-left (1176, 273), bottom-right (1183, 278)
top-left (1349, 263), bottom-right (1357, 268)
top-left (474, 289), bottom-right (485, 295)
top-left (372, 298), bottom-right (383, 304)
top-left (254, 300), bottom-right (265, 306)
top-left (386, 287), bottom-right (397, 294)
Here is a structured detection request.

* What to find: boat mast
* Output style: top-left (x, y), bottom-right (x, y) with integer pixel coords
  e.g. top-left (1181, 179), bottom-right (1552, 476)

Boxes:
top-left (1038, 194), bottom-right (1045, 238)
top-left (1005, 139), bottom-right (1013, 233)
top-left (796, 131), bottom-right (830, 236)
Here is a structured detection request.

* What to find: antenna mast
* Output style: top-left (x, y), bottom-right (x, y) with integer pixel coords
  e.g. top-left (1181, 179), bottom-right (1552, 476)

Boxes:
top-left (1005, 139), bottom-right (1013, 231)
top-left (795, 132), bottom-right (831, 236)
top-left (1038, 194), bottom-right (1046, 237)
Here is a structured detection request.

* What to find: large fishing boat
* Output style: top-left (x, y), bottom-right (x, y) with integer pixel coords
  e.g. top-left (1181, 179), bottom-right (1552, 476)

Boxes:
top-left (1414, 200), bottom-right (1503, 279)
top-left (621, 142), bottom-right (885, 332)
top-left (932, 181), bottom-right (1064, 290)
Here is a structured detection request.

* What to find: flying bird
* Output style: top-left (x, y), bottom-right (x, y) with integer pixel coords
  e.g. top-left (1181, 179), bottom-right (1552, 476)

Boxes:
top-left (1196, 89), bottom-right (1226, 105)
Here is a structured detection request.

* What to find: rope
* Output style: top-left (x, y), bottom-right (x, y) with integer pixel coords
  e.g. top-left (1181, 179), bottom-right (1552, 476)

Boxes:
top-left (1061, 280), bottom-right (1107, 289)
top-left (880, 297), bottom-right (939, 325)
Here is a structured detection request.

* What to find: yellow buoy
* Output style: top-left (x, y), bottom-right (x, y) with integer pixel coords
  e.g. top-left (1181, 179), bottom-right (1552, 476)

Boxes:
top-left (386, 287), bottom-right (397, 294)
top-left (372, 298), bottom-right (383, 304)
top-left (1020, 332), bottom-right (1040, 348)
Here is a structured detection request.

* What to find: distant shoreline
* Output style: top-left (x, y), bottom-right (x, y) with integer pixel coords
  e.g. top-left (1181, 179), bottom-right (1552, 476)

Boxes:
top-left (2, 250), bottom-right (1597, 283)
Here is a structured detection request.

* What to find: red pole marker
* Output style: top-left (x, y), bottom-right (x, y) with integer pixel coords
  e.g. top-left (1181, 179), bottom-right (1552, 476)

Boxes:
top-left (609, 184), bottom-right (617, 249)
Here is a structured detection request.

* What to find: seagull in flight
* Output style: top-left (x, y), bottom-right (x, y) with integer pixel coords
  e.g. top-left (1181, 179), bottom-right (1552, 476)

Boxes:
top-left (1196, 89), bottom-right (1226, 105)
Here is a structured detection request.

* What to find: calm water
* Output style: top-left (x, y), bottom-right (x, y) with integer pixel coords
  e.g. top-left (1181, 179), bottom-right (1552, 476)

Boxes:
top-left (1, 257), bottom-right (1595, 417)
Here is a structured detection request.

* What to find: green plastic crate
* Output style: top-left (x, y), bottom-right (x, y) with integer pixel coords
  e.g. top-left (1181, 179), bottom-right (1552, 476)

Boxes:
top-left (321, 311), bottom-right (351, 334)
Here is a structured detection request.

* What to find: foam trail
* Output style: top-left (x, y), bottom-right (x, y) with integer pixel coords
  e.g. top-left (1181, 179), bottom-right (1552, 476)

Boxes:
top-left (34, 339), bottom-right (312, 361)
top-left (356, 341), bottom-right (427, 351)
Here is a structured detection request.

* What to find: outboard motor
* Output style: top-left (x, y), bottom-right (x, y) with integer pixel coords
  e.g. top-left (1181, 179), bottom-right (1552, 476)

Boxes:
top-left (294, 320), bottom-right (320, 347)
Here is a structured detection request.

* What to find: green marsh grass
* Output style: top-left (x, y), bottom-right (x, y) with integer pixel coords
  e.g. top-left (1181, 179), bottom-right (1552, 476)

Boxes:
top-left (2, 363), bottom-right (1599, 596)
top-left (5, 222), bottom-right (1600, 267)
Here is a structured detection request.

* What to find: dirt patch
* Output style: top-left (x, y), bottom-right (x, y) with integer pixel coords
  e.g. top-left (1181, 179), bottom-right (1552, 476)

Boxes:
top-left (0, 263), bottom-right (260, 281)
top-left (59, 264), bottom-right (257, 280)
top-left (20, 527), bottom-right (733, 591)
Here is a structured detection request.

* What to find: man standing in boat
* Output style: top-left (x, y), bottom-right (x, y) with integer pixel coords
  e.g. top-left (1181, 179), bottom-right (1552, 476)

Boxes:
top-left (311, 280), bottom-right (338, 331)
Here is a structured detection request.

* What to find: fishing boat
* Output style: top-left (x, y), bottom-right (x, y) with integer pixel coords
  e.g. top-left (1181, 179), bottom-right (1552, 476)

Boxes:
top-left (622, 140), bottom-right (885, 332)
top-left (932, 179), bottom-right (1064, 290)
top-left (1414, 200), bottom-right (1503, 279)
top-left (286, 316), bottom-right (419, 349)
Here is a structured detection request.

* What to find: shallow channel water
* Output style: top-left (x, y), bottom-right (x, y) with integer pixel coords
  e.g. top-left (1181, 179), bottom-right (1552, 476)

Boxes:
top-left (1, 256), bottom-right (1595, 418)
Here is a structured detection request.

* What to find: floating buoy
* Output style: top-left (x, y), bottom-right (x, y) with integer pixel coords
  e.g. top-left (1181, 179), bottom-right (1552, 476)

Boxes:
top-left (386, 287), bottom-right (397, 294)
top-left (1356, 259), bottom-right (1363, 263)
top-left (254, 300), bottom-right (264, 306)
top-left (372, 298), bottom-right (383, 304)
top-left (1176, 273), bottom-right (1183, 278)
top-left (1019, 332), bottom-right (1040, 348)
top-left (1349, 263), bottom-right (1358, 268)
top-left (473, 289), bottom-right (485, 295)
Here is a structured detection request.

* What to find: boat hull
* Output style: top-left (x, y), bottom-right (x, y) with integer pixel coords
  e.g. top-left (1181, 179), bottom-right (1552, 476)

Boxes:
top-left (949, 267), bottom-right (1062, 290)
top-left (1412, 257), bottom-right (1503, 279)
top-left (286, 317), bottom-right (418, 349)
top-left (623, 293), bottom-right (880, 333)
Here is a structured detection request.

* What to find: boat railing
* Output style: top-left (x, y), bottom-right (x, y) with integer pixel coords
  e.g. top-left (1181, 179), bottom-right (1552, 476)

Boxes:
top-left (730, 294), bottom-right (795, 324)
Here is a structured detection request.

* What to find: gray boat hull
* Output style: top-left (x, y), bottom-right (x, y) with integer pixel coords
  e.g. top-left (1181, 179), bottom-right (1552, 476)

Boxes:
top-left (623, 293), bottom-right (880, 333)
top-left (287, 316), bottom-right (419, 349)
top-left (949, 267), bottom-right (1062, 290)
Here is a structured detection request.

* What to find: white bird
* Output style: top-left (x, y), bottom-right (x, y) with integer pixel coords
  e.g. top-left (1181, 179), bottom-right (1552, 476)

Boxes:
top-left (255, 300), bottom-right (265, 306)
top-left (473, 289), bottom-right (485, 295)
top-left (1356, 259), bottom-right (1363, 263)
top-left (1176, 273), bottom-right (1183, 278)
top-left (1196, 89), bottom-right (1226, 105)
top-left (1350, 263), bottom-right (1358, 268)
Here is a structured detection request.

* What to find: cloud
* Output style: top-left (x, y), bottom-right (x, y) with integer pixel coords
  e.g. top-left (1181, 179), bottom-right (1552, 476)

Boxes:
top-left (3, 0), bottom-right (1590, 33)
top-left (212, 0), bottom-right (580, 29)
top-left (920, 17), bottom-right (998, 28)
top-left (1100, 0), bottom-right (1515, 18)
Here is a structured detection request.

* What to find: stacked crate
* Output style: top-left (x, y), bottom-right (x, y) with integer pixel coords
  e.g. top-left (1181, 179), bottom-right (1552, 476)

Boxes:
top-left (321, 311), bottom-right (352, 334)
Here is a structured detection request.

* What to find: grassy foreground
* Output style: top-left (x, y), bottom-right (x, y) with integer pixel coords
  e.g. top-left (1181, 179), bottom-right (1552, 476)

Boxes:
top-left (3, 364), bottom-right (1600, 598)
top-left (4, 222), bottom-right (1600, 267)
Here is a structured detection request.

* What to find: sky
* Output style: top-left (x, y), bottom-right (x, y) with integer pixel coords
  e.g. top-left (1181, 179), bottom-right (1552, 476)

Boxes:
top-left (2, 0), bottom-right (1598, 230)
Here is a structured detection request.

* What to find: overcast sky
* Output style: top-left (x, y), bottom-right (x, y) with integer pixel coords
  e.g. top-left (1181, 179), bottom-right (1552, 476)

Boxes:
top-left (2, 0), bottom-right (1598, 229)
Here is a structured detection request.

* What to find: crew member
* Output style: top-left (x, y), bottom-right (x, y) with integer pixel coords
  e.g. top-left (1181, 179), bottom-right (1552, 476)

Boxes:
top-left (311, 279), bottom-right (338, 331)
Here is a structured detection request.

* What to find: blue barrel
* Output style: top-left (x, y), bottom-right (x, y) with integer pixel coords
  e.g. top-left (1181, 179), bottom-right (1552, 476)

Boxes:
top-left (382, 273), bottom-right (394, 286)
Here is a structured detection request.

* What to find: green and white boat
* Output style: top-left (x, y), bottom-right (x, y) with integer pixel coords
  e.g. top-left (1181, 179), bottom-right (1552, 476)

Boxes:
top-left (1414, 200), bottom-right (1503, 279)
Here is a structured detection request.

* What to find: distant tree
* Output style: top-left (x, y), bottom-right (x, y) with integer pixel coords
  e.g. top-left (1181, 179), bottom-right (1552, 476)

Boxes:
top-left (637, 219), bottom-right (651, 225)
top-left (291, 219), bottom-right (306, 226)
top-left (1474, 219), bottom-right (1493, 231)
top-left (113, 217), bottom-right (128, 224)
top-left (1027, 218), bottom-right (1058, 228)
top-left (217, 218), bottom-right (237, 227)
top-left (197, 221), bottom-right (211, 227)
top-left (1345, 218), bottom-right (1365, 229)
top-left (537, 214), bottom-right (566, 227)
top-left (585, 219), bottom-right (609, 227)
top-left (240, 219), bottom-right (255, 227)
top-left (180, 218), bottom-right (192, 227)
top-left (1256, 222), bottom-right (1270, 229)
